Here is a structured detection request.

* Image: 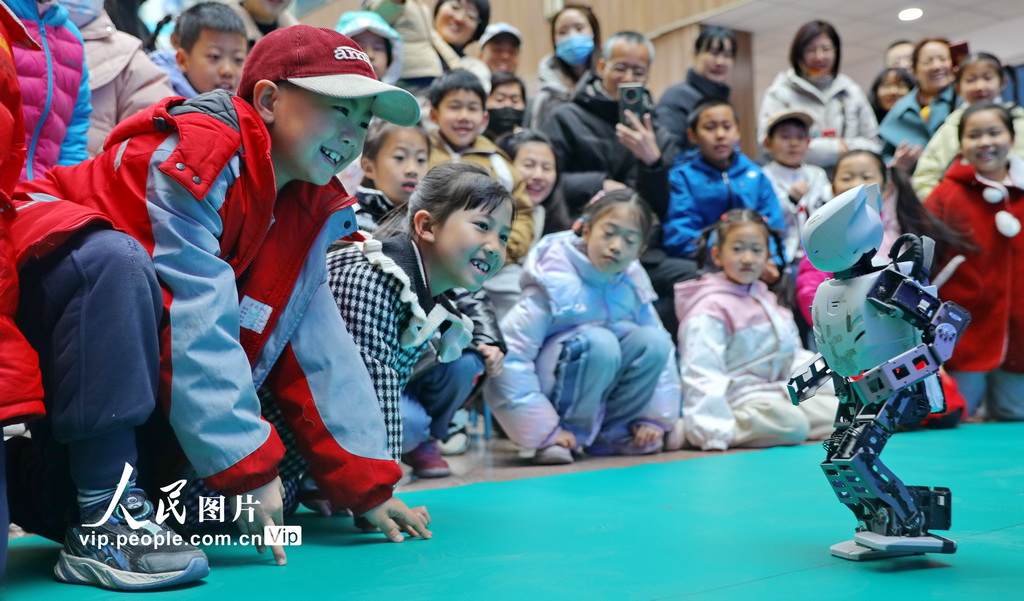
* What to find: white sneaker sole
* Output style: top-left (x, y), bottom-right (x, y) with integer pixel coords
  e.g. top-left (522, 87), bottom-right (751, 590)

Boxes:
top-left (55, 551), bottom-right (209, 591)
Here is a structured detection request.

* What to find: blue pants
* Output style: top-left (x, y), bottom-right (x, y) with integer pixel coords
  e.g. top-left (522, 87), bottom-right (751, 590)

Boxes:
top-left (547, 325), bottom-right (670, 452)
top-left (947, 369), bottom-right (1024, 421)
top-left (400, 351), bottom-right (484, 453)
top-left (3, 228), bottom-right (162, 543)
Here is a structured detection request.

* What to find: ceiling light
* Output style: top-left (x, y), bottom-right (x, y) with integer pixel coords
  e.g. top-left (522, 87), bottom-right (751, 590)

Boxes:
top-left (899, 8), bottom-right (923, 21)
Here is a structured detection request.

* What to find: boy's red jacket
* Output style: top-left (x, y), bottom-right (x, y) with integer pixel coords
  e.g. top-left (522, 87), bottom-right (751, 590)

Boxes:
top-left (0, 2), bottom-right (44, 426)
top-left (10, 92), bottom-right (401, 514)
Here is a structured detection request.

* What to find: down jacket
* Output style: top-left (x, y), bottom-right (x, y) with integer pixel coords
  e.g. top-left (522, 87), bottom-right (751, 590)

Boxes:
top-left (10, 92), bottom-right (401, 514)
top-left (0, 2), bottom-right (44, 426)
top-left (758, 69), bottom-right (879, 169)
top-left (9, 0), bottom-right (91, 181)
top-left (484, 231), bottom-right (681, 449)
top-left (663, 151), bottom-right (785, 259)
top-left (675, 271), bottom-right (807, 450)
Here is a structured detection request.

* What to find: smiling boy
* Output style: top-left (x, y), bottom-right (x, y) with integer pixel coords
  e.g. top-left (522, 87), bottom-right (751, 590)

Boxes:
top-left (427, 68), bottom-right (533, 263)
top-left (8, 26), bottom-right (431, 584)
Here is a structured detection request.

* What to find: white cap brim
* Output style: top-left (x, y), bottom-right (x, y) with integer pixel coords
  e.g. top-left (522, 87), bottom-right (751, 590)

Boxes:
top-left (288, 74), bottom-right (420, 126)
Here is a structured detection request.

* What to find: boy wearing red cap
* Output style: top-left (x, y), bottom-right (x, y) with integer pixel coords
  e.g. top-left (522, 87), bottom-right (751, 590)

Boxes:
top-left (6, 26), bottom-right (428, 590)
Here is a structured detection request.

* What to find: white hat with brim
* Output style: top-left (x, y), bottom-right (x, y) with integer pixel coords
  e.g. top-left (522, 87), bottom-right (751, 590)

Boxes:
top-left (288, 74), bottom-right (420, 127)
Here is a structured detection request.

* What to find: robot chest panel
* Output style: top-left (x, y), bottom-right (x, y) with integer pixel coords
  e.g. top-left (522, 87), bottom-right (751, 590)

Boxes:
top-left (811, 276), bottom-right (919, 377)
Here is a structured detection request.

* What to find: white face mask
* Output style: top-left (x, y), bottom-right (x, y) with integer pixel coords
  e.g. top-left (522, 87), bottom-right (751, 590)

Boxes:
top-left (60, 0), bottom-right (104, 28)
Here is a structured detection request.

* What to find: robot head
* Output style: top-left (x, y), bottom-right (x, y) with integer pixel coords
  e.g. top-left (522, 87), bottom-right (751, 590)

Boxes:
top-left (802, 183), bottom-right (883, 273)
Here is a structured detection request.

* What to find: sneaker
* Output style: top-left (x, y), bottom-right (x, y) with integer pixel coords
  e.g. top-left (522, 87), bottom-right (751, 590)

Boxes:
top-left (401, 441), bottom-right (451, 478)
top-left (532, 445), bottom-right (574, 465)
top-left (56, 489), bottom-right (209, 591)
top-left (437, 431), bottom-right (469, 456)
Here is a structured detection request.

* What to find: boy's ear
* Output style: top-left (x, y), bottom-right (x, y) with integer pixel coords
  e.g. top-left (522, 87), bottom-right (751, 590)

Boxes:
top-left (428, 106), bottom-right (440, 125)
top-left (479, 110), bottom-right (489, 133)
top-left (175, 47), bottom-right (189, 73)
top-left (686, 128), bottom-right (699, 145)
top-left (412, 209), bottom-right (436, 242)
top-left (253, 81), bottom-right (279, 125)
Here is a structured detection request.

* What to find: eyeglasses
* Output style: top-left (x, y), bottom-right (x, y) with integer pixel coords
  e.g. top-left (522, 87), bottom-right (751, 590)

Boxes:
top-left (446, 2), bottom-right (481, 25)
top-left (609, 63), bottom-right (648, 79)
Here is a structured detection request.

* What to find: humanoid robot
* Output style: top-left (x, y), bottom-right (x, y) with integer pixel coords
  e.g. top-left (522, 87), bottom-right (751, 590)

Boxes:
top-left (788, 184), bottom-right (970, 561)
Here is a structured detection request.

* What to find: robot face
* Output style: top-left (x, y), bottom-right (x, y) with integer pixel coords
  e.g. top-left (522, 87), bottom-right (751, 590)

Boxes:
top-left (802, 184), bottom-right (884, 273)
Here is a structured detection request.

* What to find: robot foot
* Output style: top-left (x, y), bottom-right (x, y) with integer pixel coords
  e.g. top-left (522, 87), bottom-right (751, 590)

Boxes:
top-left (830, 532), bottom-right (956, 560)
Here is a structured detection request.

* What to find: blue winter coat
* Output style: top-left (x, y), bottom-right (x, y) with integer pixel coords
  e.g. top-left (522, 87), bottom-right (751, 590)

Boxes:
top-left (662, 151), bottom-right (785, 258)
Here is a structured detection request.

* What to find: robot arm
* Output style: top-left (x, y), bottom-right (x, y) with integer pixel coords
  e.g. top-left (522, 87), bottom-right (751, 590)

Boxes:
top-left (852, 267), bottom-right (971, 405)
top-left (788, 353), bottom-right (834, 405)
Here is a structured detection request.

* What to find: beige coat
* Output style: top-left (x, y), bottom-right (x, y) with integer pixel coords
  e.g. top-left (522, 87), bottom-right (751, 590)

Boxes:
top-left (363, 0), bottom-right (489, 92)
top-left (428, 130), bottom-right (534, 264)
top-left (79, 12), bottom-right (173, 157)
top-left (221, 0), bottom-right (299, 46)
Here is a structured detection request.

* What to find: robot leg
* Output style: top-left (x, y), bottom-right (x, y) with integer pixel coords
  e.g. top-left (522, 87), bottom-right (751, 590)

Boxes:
top-left (820, 392), bottom-right (956, 560)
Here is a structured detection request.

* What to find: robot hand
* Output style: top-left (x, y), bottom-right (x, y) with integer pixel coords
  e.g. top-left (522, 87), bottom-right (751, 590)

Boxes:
top-left (788, 354), bottom-right (833, 405)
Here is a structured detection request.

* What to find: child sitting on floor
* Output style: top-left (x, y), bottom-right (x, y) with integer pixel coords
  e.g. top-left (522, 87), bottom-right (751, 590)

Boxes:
top-left (485, 189), bottom-right (682, 464)
top-left (675, 209), bottom-right (837, 451)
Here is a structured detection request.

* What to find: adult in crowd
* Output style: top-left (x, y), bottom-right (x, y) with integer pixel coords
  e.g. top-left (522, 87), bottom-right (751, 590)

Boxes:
top-left (544, 30), bottom-right (676, 218)
top-left (654, 26), bottom-right (735, 157)
top-left (65, 1), bottom-right (173, 158)
top-left (884, 40), bottom-right (914, 71)
top-left (868, 67), bottom-right (914, 124)
top-left (478, 22), bottom-right (520, 74)
top-left (363, 0), bottom-right (489, 95)
top-left (879, 38), bottom-right (956, 165)
top-left (223, 0), bottom-right (299, 46)
top-left (527, 3), bottom-right (601, 128)
top-left (758, 20), bottom-right (879, 170)
top-left (484, 71), bottom-right (527, 141)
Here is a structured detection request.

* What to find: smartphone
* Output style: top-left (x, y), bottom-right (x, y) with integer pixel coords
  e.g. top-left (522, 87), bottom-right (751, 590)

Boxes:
top-left (619, 82), bottom-right (651, 126)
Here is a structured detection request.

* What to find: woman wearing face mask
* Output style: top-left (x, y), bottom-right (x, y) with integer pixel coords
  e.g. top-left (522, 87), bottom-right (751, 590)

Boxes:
top-left (526, 4), bottom-right (601, 128)
top-left (758, 20), bottom-right (880, 170)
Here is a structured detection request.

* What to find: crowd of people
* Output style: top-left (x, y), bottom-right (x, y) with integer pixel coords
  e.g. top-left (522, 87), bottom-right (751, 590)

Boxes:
top-left (2, 0), bottom-right (1022, 592)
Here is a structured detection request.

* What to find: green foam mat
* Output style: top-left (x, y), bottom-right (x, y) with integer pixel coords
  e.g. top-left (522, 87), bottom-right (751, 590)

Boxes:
top-left (3, 423), bottom-right (1023, 600)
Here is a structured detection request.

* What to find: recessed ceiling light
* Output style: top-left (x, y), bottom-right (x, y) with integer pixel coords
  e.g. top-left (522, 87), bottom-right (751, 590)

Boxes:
top-left (899, 8), bottom-right (923, 21)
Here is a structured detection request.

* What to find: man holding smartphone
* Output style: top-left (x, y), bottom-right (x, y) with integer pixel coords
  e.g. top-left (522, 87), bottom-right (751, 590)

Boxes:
top-left (544, 31), bottom-right (677, 218)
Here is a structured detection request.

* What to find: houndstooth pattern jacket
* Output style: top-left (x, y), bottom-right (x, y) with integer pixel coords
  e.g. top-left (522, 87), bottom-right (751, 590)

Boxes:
top-left (327, 235), bottom-right (474, 460)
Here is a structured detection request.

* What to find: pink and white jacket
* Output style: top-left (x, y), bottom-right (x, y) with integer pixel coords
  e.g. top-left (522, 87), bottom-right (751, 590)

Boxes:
top-left (675, 271), bottom-right (807, 450)
top-left (9, 0), bottom-right (90, 181)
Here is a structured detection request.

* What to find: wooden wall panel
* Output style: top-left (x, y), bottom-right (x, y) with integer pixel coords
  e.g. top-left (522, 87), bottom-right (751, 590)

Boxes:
top-left (298, 0), bottom-right (757, 151)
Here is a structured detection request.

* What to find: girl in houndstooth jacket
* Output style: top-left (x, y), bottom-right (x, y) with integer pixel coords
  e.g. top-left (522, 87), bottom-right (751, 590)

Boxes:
top-left (326, 162), bottom-right (515, 465)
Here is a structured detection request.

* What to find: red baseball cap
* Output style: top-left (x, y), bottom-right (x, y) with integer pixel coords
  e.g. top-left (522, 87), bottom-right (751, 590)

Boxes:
top-left (237, 25), bottom-right (419, 126)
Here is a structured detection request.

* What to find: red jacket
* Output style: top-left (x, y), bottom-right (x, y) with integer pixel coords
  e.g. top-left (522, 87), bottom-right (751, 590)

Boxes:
top-left (11, 93), bottom-right (401, 513)
top-left (925, 155), bottom-right (1024, 373)
top-left (0, 2), bottom-right (43, 426)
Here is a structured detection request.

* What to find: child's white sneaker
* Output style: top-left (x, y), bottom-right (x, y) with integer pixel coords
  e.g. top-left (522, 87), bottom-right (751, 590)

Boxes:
top-left (532, 445), bottom-right (574, 465)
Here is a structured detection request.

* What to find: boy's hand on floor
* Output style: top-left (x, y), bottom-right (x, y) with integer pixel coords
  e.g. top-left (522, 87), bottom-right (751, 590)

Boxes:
top-left (233, 476), bottom-right (288, 566)
top-left (362, 497), bottom-right (432, 542)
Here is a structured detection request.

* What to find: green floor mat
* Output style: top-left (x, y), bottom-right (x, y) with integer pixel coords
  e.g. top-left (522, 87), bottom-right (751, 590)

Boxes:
top-left (3, 423), bottom-right (1023, 600)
